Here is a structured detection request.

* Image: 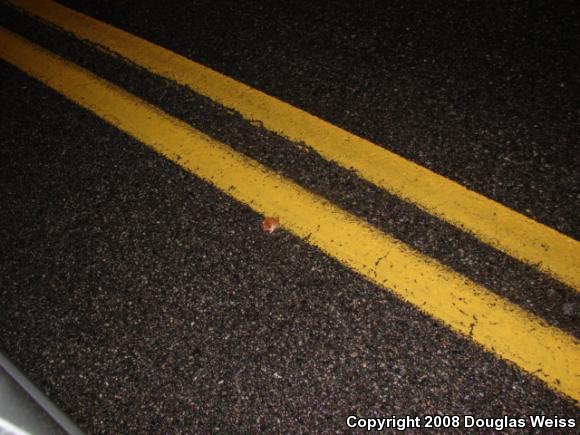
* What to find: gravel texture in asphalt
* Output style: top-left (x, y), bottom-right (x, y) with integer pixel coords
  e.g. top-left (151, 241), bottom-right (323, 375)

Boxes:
top-left (1, 1), bottom-right (579, 433)
top-left (57, 0), bottom-right (580, 239)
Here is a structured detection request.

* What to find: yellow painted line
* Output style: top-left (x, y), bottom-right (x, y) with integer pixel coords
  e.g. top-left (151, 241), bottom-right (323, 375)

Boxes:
top-left (6, 0), bottom-right (580, 291)
top-left (2, 27), bottom-right (579, 403)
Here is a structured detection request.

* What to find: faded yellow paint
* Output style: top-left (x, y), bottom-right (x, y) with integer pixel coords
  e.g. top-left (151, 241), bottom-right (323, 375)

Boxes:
top-left (2, 28), bottom-right (579, 403)
top-left (7, 0), bottom-right (580, 292)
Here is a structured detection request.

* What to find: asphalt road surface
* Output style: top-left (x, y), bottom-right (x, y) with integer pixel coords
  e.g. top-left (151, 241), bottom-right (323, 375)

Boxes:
top-left (1, 0), bottom-right (579, 433)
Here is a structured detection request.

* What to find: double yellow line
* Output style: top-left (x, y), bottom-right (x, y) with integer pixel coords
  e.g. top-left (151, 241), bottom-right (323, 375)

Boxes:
top-left (6, 0), bottom-right (579, 293)
top-left (2, 0), bottom-right (579, 402)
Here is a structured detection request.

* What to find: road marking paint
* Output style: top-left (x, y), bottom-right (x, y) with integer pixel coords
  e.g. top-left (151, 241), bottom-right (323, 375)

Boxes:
top-left (7, 0), bottom-right (580, 292)
top-left (2, 28), bottom-right (579, 402)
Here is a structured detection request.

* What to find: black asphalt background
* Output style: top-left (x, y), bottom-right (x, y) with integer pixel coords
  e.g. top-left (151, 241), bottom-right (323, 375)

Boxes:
top-left (1, 0), bottom-right (579, 434)
top-left (57, 0), bottom-right (580, 240)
